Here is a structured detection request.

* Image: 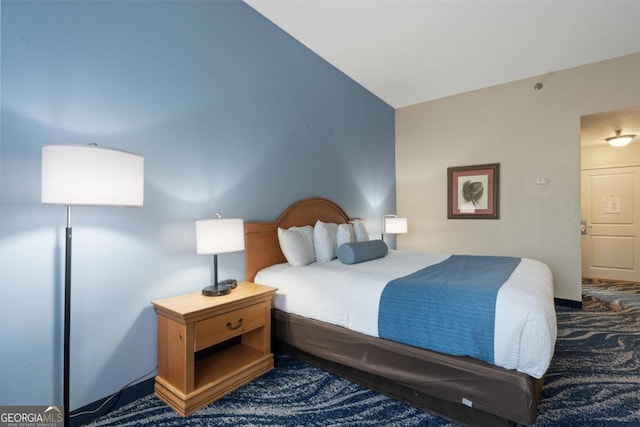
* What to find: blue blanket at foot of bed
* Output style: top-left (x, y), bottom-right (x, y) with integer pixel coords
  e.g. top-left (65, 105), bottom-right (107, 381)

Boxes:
top-left (378, 255), bottom-right (521, 364)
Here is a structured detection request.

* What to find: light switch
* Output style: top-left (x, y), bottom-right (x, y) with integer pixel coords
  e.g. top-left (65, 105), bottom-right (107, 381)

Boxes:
top-left (535, 178), bottom-right (548, 185)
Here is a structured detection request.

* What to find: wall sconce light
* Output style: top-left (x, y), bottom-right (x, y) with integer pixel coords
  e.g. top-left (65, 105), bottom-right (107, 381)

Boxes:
top-left (382, 215), bottom-right (408, 241)
top-left (605, 129), bottom-right (635, 147)
top-left (196, 213), bottom-right (245, 296)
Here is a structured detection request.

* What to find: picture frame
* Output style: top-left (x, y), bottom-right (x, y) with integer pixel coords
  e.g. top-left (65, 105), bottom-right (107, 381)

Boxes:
top-left (447, 163), bottom-right (500, 219)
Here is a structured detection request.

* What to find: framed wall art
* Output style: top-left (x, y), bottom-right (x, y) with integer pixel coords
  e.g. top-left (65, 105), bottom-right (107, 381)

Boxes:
top-left (447, 163), bottom-right (500, 219)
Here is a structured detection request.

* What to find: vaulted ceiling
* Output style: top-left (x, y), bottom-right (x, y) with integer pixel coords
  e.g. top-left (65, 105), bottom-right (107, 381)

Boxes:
top-left (245, 0), bottom-right (640, 108)
top-left (245, 0), bottom-right (640, 148)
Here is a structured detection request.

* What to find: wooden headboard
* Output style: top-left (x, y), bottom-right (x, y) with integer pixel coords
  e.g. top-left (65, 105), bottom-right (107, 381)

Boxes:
top-left (244, 197), bottom-right (350, 281)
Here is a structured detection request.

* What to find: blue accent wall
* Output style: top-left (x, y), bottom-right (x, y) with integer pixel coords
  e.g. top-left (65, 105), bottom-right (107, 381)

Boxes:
top-left (0, 1), bottom-right (395, 410)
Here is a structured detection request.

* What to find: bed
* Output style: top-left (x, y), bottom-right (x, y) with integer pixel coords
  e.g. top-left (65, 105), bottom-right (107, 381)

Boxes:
top-left (244, 197), bottom-right (556, 427)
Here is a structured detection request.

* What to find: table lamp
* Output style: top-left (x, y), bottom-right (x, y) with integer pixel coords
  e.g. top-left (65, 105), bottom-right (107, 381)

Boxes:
top-left (196, 213), bottom-right (245, 296)
top-left (382, 215), bottom-right (408, 241)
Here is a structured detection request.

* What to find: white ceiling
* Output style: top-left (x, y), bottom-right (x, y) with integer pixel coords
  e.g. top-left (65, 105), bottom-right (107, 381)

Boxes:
top-left (245, 0), bottom-right (640, 109)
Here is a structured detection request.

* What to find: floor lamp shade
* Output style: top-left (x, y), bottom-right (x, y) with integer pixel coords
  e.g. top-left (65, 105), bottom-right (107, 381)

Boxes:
top-left (42, 144), bottom-right (144, 206)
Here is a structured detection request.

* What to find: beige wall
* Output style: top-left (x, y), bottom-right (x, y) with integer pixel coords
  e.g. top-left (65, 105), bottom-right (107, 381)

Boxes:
top-left (396, 53), bottom-right (640, 302)
top-left (582, 141), bottom-right (640, 170)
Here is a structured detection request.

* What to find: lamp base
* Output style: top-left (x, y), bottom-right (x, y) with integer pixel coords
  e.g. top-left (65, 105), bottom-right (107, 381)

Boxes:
top-left (202, 278), bottom-right (239, 296)
top-left (202, 284), bottom-right (231, 296)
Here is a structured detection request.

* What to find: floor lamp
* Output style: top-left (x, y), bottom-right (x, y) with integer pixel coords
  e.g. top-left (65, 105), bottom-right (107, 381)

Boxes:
top-left (41, 144), bottom-right (144, 426)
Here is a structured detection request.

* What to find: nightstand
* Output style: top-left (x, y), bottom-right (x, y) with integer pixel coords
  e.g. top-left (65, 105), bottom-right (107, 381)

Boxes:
top-left (151, 282), bottom-right (277, 416)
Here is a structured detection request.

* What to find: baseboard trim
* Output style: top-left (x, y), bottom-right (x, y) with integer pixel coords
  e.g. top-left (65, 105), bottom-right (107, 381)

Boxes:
top-left (555, 297), bottom-right (582, 309)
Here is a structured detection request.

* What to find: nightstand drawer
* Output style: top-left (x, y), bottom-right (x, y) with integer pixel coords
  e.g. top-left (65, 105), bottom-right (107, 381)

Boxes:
top-left (194, 301), bottom-right (267, 352)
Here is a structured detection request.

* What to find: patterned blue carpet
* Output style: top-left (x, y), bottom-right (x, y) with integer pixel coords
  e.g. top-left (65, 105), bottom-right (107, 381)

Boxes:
top-left (534, 280), bottom-right (640, 427)
top-left (86, 355), bottom-right (446, 427)
top-left (83, 280), bottom-right (640, 426)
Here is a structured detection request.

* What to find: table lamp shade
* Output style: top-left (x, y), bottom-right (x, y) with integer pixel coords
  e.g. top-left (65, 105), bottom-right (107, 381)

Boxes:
top-left (196, 218), bottom-right (245, 255)
top-left (42, 144), bottom-right (144, 206)
top-left (384, 217), bottom-right (408, 234)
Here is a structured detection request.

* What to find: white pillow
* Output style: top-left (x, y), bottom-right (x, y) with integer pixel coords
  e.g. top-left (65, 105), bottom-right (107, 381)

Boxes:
top-left (337, 223), bottom-right (355, 247)
top-left (353, 220), bottom-right (370, 242)
top-left (313, 220), bottom-right (339, 262)
top-left (278, 225), bottom-right (315, 267)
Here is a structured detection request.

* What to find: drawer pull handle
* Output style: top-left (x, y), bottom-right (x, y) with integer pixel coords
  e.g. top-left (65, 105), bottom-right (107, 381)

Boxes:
top-left (226, 318), bottom-right (243, 330)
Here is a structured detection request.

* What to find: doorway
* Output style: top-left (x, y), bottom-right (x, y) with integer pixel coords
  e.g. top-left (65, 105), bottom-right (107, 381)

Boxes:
top-left (581, 166), bottom-right (640, 281)
top-left (580, 107), bottom-right (640, 282)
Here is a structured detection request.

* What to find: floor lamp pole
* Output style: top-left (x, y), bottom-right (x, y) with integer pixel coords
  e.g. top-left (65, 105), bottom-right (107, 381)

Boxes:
top-left (64, 205), bottom-right (72, 427)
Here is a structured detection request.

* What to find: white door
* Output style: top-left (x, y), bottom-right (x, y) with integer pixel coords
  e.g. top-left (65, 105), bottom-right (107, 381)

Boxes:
top-left (581, 166), bottom-right (640, 282)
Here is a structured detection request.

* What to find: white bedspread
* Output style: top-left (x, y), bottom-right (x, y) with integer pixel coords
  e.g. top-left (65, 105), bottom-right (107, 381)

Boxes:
top-left (255, 250), bottom-right (557, 379)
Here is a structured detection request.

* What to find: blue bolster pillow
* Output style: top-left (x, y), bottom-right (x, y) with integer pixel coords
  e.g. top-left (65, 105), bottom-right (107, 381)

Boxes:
top-left (337, 240), bottom-right (388, 265)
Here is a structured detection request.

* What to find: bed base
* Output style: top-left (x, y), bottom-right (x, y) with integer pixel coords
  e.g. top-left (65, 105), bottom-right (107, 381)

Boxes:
top-left (276, 343), bottom-right (517, 427)
top-left (272, 310), bottom-right (542, 427)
